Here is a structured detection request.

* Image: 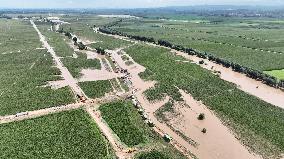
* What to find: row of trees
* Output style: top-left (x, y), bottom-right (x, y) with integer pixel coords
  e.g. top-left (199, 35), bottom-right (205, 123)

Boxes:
top-left (99, 27), bottom-right (284, 89)
top-left (59, 29), bottom-right (87, 50)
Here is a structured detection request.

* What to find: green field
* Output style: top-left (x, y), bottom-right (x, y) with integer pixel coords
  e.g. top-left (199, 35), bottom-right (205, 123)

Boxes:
top-left (36, 22), bottom-right (74, 57)
top-left (79, 80), bottom-right (113, 98)
top-left (0, 109), bottom-right (115, 158)
top-left (99, 100), bottom-right (187, 158)
top-left (0, 19), bottom-right (75, 116)
top-left (62, 52), bottom-right (101, 78)
top-left (264, 69), bottom-right (284, 80)
top-left (99, 101), bottom-right (148, 147)
top-left (124, 44), bottom-right (284, 158)
top-left (109, 18), bottom-right (284, 75)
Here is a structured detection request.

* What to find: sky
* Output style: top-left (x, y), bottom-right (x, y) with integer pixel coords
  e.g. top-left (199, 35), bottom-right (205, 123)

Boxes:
top-left (0, 0), bottom-right (284, 9)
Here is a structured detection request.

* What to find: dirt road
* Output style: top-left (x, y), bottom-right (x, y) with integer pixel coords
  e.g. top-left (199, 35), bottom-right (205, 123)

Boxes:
top-left (0, 103), bottom-right (83, 124)
top-left (109, 43), bottom-right (262, 159)
top-left (31, 20), bottom-right (87, 98)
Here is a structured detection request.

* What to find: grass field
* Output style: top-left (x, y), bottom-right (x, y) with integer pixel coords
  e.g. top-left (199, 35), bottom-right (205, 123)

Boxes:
top-left (264, 69), bottom-right (284, 80)
top-left (0, 109), bottom-right (115, 158)
top-left (79, 80), bottom-right (113, 98)
top-left (99, 100), bottom-right (187, 158)
top-left (110, 18), bottom-right (284, 76)
top-left (125, 44), bottom-right (284, 157)
top-left (0, 19), bottom-right (75, 116)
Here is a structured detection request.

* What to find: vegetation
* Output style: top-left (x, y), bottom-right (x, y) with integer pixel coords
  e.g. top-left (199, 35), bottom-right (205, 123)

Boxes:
top-left (0, 20), bottom-right (75, 116)
top-left (198, 113), bottom-right (205, 120)
top-left (121, 54), bottom-right (130, 61)
top-left (100, 19), bottom-right (284, 87)
top-left (99, 101), bottom-right (148, 146)
top-left (125, 44), bottom-right (284, 158)
top-left (119, 78), bottom-right (129, 92)
top-left (99, 100), bottom-right (187, 158)
top-left (0, 109), bottom-right (115, 158)
top-left (62, 52), bottom-right (101, 78)
top-left (136, 150), bottom-right (170, 159)
top-left (96, 47), bottom-right (106, 55)
top-left (59, 22), bottom-right (132, 50)
top-left (125, 60), bottom-right (134, 66)
top-left (155, 102), bottom-right (174, 122)
top-left (36, 22), bottom-right (74, 57)
top-left (264, 69), bottom-right (284, 80)
top-left (79, 80), bottom-right (113, 98)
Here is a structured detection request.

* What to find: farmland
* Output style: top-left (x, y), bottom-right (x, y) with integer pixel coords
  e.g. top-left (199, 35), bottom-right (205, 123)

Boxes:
top-left (36, 22), bottom-right (74, 57)
top-left (99, 100), bottom-right (187, 158)
top-left (0, 19), bottom-right (75, 116)
top-left (109, 18), bottom-right (284, 78)
top-left (0, 109), bottom-right (115, 158)
top-left (79, 80), bottom-right (113, 98)
top-left (1, 5), bottom-right (284, 159)
top-left (124, 44), bottom-right (284, 157)
top-left (61, 52), bottom-right (101, 78)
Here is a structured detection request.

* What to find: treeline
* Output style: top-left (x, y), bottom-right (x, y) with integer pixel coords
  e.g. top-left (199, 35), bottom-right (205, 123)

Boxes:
top-left (99, 27), bottom-right (284, 89)
top-left (0, 14), bottom-right (12, 19)
top-left (58, 29), bottom-right (87, 50)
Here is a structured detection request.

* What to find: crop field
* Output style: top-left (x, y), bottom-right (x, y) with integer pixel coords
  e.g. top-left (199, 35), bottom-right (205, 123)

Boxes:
top-left (100, 101), bottom-right (149, 146)
top-left (124, 44), bottom-right (284, 157)
top-left (1, 7), bottom-right (284, 159)
top-left (79, 80), bottom-right (113, 98)
top-left (59, 19), bottom-right (133, 50)
top-left (109, 18), bottom-right (284, 76)
top-left (61, 52), bottom-right (101, 78)
top-left (0, 109), bottom-right (115, 158)
top-left (0, 19), bottom-right (75, 116)
top-left (135, 150), bottom-right (170, 159)
top-left (99, 101), bottom-right (186, 158)
top-left (61, 15), bottom-right (120, 27)
top-left (36, 22), bottom-right (74, 57)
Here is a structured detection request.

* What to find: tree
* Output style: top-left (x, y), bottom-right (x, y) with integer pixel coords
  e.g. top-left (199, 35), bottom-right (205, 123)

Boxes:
top-left (73, 37), bottom-right (78, 43)
top-left (198, 113), bottom-right (205, 120)
top-left (96, 47), bottom-right (106, 55)
top-left (65, 32), bottom-right (72, 39)
top-left (78, 42), bottom-right (87, 50)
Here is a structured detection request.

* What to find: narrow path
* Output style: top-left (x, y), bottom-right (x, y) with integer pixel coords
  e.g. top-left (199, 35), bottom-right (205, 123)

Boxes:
top-left (98, 30), bottom-right (284, 109)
